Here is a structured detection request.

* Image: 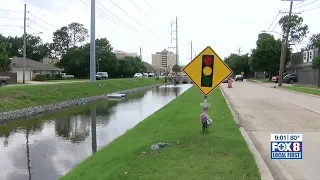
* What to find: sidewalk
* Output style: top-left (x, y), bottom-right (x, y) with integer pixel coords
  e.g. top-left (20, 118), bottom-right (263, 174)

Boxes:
top-left (221, 81), bottom-right (320, 180)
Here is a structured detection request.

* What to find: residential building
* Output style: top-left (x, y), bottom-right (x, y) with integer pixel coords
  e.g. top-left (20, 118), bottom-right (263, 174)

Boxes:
top-left (151, 49), bottom-right (178, 74)
top-left (10, 57), bottom-right (64, 81)
top-left (286, 47), bottom-right (319, 72)
top-left (286, 48), bottom-right (320, 87)
top-left (114, 50), bottom-right (139, 59)
top-left (42, 57), bottom-right (60, 66)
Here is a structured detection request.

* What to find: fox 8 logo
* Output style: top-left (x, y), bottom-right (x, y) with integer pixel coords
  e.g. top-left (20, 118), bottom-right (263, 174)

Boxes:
top-left (272, 142), bottom-right (301, 152)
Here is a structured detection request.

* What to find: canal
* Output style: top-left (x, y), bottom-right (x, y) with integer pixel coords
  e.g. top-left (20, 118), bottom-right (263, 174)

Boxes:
top-left (0, 84), bottom-right (192, 180)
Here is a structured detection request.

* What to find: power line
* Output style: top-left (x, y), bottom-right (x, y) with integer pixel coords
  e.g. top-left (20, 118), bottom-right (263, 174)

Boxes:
top-left (27, 19), bottom-right (54, 33)
top-left (267, 13), bottom-right (279, 31)
top-left (81, 0), bottom-right (147, 42)
top-left (293, 0), bottom-right (319, 9)
top-left (28, 26), bottom-right (52, 38)
top-left (80, 0), bottom-right (153, 43)
top-left (93, 0), bottom-right (139, 33)
top-left (302, 4), bottom-right (320, 11)
top-left (109, 0), bottom-right (162, 40)
top-left (267, 2), bottom-right (287, 31)
top-left (129, 0), bottom-right (161, 29)
top-left (0, 25), bottom-right (22, 28)
top-left (280, 0), bottom-right (307, 11)
top-left (143, 0), bottom-right (152, 8)
top-left (0, 17), bottom-right (23, 20)
top-left (0, 8), bottom-right (23, 13)
top-left (27, 11), bottom-right (58, 30)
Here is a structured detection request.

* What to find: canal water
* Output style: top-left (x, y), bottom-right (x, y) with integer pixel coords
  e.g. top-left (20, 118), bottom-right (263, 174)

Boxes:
top-left (0, 84), bottom-right (192, 180)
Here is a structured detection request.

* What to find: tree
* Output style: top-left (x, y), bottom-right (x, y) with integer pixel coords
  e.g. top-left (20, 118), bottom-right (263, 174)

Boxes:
top-left (25, 34), bottom-right (48, 61)
top-left (95, 38), bottom-right (119, 76)
top-left (0, 42), bottom-right (11, 72)
top-left (59, 46), bottom-right (89, 78)
top-left (52, 26), bottom-right (70, 56)
top-left (278, 15), bottom-right (309, 43)
top-left (308, 33), bottom-right (320, 49)
top-left (312, 56), bottom-right (320, 70)
top-left (224, 53), bottom-right (251, 76)
top-left (4, 36), bottom-right (22, 58)
top-left (172, 64), bottom-right (181, 74)
top-left (249, 33), bottom-right (291, 80)
top-left (68, 22), bottom-right (89, 47)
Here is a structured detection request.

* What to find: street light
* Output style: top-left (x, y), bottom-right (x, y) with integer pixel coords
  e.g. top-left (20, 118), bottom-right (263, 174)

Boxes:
top-left (97, 58), bottom-right (101, 72)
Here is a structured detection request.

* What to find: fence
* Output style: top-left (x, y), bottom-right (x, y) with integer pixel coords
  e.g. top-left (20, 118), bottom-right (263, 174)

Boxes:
top-left (0, 72), bottom-right (17, 84)
top-left (298, 69), bottom-right (320, 87)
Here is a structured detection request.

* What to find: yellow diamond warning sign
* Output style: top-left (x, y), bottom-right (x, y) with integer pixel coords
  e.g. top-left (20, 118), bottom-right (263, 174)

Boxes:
top-left (183, 46), bottom-right (232, 95)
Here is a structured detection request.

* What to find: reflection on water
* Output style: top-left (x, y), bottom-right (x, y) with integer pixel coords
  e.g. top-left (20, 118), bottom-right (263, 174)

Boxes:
top-left (0, 84), bottom-right (191, 180)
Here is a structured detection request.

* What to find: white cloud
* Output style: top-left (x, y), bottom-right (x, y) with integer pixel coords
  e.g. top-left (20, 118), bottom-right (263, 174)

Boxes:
top-left (0, 0), bottom-right (319, 65)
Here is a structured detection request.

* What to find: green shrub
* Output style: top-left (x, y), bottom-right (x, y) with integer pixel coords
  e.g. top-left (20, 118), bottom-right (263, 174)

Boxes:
top-left (35, 74), bottom-right (47, 81)
top-left (54, 74), bottom-right (63, 79)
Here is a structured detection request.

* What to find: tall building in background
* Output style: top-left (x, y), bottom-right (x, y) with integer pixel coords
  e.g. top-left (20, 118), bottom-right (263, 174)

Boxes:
top-left (151, 49), bottom-right (177, 74)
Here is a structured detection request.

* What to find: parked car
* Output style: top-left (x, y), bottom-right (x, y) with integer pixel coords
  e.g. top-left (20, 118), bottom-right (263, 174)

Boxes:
top-left (283, 73), bottom-right (298, 84)
top-left (271, 73), bottom-right (289, 83)
top-left (96, 72), bottom-right (108, 80)
top-left (234, 75), bottom-right (243, 81)
top-left (0, 76), bottom-right (10, 86)
top-left (134, 73), bottom-right (143, 78)
top-left (148, 73), bottom-right (156, 77)
top-left (143, 73), bottom-right (149, 77)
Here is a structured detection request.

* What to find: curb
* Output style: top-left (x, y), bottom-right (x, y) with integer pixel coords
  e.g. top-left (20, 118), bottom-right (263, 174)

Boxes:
top-left (220, 86), bottom-right (274, 180)
top-left (248, 81), bottom-right (320, 98)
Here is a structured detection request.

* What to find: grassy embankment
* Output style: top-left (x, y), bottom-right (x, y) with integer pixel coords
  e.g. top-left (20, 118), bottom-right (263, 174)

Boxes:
top-left (0, 78), bottom-right (163, 112)
top-left (61, 87), bottom-right (260, 180)
top-left (281, 85), bottom-right (320, 96)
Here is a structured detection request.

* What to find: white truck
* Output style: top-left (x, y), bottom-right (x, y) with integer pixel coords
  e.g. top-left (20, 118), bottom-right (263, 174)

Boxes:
top-left (61, 73), bottom-right (74, 79)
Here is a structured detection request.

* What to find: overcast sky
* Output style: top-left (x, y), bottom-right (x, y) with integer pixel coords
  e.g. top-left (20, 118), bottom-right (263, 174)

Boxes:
top-left (0, 0), bottom-right (319, 65)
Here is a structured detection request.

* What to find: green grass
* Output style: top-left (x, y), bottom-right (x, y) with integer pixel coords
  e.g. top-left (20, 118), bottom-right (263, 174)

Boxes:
top-left (281, 85), bottom-right (320, 96)
top-left (45, 79), bottom-right (86, 82)
top-left (0, 78), bottom-right (163, 112)
top-left (60, 87), bottom-right (260, 180)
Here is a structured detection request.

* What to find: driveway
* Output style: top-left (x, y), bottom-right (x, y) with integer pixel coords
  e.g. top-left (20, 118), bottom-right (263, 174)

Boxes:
top-left (220, 81), bottom-right (320, 180)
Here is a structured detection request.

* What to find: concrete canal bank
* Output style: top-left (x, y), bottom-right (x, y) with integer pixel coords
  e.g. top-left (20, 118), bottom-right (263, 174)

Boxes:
top-left (0, 83), bottom-right (166, 123)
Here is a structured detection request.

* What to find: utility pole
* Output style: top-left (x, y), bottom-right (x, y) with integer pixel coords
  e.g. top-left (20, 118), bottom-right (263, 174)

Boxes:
top-left (237, 47), bottom-right (243, 55)
top-left (278, 0), bottom-right (302, 86)
top-left (90, 0), bottom-right (96, 82)
top-left (188, 41), bottom-right (193, 60)
top-left (169, 17), bottom-right (178, 65)
top-left (22, 4), bottom-right (26, 84)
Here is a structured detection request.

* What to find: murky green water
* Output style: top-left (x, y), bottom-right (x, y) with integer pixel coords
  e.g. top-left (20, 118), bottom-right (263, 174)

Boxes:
top-left (0, 84), bottom-right (192, 180)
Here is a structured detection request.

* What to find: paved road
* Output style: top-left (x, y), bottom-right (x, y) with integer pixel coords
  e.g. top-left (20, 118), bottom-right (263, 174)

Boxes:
top-left (8, 80), bottom-right (88, 87)
top-left (221, 81), bottom-right (320, 180)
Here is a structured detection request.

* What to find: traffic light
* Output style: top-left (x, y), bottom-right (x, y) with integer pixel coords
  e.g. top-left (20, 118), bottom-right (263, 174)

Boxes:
top-left (201, 55), bottom-right (214, 87)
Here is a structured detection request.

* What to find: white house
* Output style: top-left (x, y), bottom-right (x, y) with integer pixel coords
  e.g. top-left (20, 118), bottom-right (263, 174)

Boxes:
top-left (10, 57), bottom-right (64, 81)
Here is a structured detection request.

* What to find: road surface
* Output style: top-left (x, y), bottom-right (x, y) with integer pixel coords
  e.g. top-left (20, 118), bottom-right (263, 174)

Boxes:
top-left (221, 81), bottom-right (320, 180)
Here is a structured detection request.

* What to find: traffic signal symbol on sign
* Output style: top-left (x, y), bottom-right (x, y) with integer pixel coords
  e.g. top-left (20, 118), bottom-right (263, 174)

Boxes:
top-left (183, 46), bottom-right (233, 95)
top-left (201, 55), bottom-right (214, 87)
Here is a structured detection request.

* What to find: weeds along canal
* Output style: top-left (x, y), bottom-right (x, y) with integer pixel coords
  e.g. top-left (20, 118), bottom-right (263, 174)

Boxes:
top-left (0, 84), bottom-right (192, 180)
